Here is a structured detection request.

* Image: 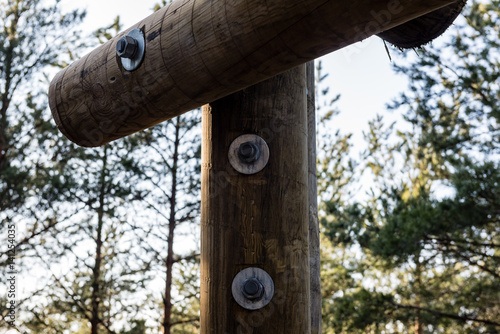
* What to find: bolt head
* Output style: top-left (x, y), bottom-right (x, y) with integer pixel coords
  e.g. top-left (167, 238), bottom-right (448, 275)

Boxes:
top-left (242, 278), bottom-right (264, 300)
top-left (116, 35), bottom-right (138, 59)
top-left (238, 141), bottom-right (260, 163)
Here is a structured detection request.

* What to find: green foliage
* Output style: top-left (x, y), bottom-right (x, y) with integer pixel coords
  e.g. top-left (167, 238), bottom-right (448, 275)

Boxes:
top-left (133, 110), bottom-right (201, 334)
top-left (94, 16), bottom-right (122, 44)
top-left (0, 1), bottom-right (87, 331)
top-left (121, 320), bottom-right (147, 334)
top-left (0, 0), bottom-right (85, 212)
top-left (153, 0), bottom-right (172, 12)
top-left (170, 257), bottom-right (201, 333)
top-left (0, 2), bottom-right (201, 332)
top-left (320, 1), bottom-right (500, 332)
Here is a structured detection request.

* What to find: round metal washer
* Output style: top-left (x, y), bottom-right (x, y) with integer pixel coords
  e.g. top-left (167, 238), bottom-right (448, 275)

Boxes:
top-left (120, 28), bottom-right (145, 72)
top-left (228, 134), bottom-right (269, 175)
top-left (232, 267), bottom-right (274, 310)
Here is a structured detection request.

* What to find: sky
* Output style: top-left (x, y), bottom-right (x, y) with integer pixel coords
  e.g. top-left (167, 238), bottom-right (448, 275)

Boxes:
top-left (60, 0), bottom-right (409, 151)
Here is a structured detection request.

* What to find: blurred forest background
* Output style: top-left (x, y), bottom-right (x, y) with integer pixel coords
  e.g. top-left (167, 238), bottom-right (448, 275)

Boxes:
top-left (0, 0), bottom-right (498, 333)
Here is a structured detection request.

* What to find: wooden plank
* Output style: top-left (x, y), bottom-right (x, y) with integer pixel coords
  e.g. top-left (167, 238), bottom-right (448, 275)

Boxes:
top-left (49, 0), bottom-right (460, 146)
top-left (200, 65), bottom-right (310, 333)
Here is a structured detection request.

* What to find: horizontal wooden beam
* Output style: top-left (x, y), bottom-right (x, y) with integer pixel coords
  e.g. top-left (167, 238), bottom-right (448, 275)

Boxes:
top-left (49, 0), bottom-right (460, 147)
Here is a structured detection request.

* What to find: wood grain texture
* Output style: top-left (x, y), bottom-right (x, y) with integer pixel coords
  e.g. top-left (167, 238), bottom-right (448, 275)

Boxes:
top-left (200, 65), bottom-right (310, 333)
top-left (307, 61), bottom-right (322, 334)
top-left (49, 0), bottom-right (461, 147)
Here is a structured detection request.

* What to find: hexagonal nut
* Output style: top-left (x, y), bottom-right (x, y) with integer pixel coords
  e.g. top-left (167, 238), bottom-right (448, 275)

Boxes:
top-left (116, 36), bottom-right (138, 59)
top-left (242, 278), bottom-right (265, 300)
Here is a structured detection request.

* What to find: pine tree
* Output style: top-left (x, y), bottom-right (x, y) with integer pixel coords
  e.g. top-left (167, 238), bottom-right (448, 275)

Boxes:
top-left (13, 1), bottom-right (201, 331)
top-left (0, 0), bottom-right (85, 330)
top-left (314, 61), bottom-right (364, 333)
top-left (131, 110), bottom-right (201, 334)
top-left (0, 0), bottom-right (85, 257)
top-left (20, 17), bottom-right (154, 334)
top-left (320, 1), bottom-right (500, 332)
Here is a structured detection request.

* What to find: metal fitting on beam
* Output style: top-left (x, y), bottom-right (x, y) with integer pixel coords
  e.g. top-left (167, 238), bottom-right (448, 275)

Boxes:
top-left (116, 28), bottom-right (145, 72)
top-left (238, 141), bottom-right (261, 164)
top-left (232, 267), bottom-right (274, 310)
top-left (228, 134), bottom-right (269, 175)
top-left (242, 277), bottom-right (265, 300)
top-left (116, 36), bottom-right (139, 59)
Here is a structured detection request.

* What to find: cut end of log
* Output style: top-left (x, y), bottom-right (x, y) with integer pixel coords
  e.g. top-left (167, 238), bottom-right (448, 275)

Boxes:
top-left (48, 73), bottom-right (90, 147)
top-left (377, 0), bottom-right (467, 49)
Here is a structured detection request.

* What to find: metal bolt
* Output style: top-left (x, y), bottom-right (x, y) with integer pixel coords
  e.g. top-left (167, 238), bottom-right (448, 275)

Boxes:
top-left (242, 278), bottom-right (264, 300)
top-left (232, 267), bottom-right (274, 310)
top-left (238, 141), bottom-right (260, 163)
top-left (229, 135), bottom-right (269, 175)
top-left (116, 36), bottom-right (139, 59)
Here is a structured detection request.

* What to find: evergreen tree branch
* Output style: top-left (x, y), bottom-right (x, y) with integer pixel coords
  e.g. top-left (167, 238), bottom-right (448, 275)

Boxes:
top-left (173, 253), bottom-right (200, 264)
top-left (35, 249), bottom-right (119, 334)
top-left (35, 249), bottom-right (93, 321)
top-left (431, 238), bottom-right (500, 278)
top-left (171, 317), bottom-right (200, 326)
top-left (427, 235), bottom-right (500, 249)
top-left (146, 142), bottom-right (173, 171)
top-left (393, 302), bottom-right (500, 327)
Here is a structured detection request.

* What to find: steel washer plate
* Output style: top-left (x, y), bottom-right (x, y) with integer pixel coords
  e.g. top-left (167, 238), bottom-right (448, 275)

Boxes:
top-left (228, 134), bottom-right (269, 175)
top-left (121, 28), bottom-right (145, 72)
top-left (232, 267), bottom-right (274, 310)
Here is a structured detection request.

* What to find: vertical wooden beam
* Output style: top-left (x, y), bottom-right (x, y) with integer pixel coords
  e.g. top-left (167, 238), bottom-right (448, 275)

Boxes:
top-left (307, 61), bottom-right (322, 334)
top-left (201, 65), bottom-right (310, 333)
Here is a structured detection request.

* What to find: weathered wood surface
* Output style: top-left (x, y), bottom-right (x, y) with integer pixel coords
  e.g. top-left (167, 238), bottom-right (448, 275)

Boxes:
top-left (49, 0), bottom-right (461, 147)
top-left (200, 65), bottom-right (310, 333)
top-left (307, 61), bottom-right (322, 334)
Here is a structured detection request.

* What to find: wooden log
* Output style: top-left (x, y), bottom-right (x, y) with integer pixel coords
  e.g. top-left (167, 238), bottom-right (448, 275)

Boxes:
top-left (49, 0), bottom-right (461, 147)
top-left (200, 65), bottom-right (310, 333)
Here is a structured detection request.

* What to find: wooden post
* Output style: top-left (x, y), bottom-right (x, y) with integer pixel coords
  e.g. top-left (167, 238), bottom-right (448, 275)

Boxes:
top-left (201, 65), bottom-right (310, 333)
top-left (307, 61), bottom-right (322, 334)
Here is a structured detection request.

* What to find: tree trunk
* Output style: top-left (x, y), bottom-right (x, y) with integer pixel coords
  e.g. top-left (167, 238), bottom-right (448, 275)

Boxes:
top-left (414, 255), bottom-right (423, 334)
top-left (200, 65), bottom-right (311, 333)
top-left (162, 117), bottom-right (181, 334)
top-left (0, 31), bottom-right (16, 170)
top-left (91, 146), bottom-right (108, 334)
